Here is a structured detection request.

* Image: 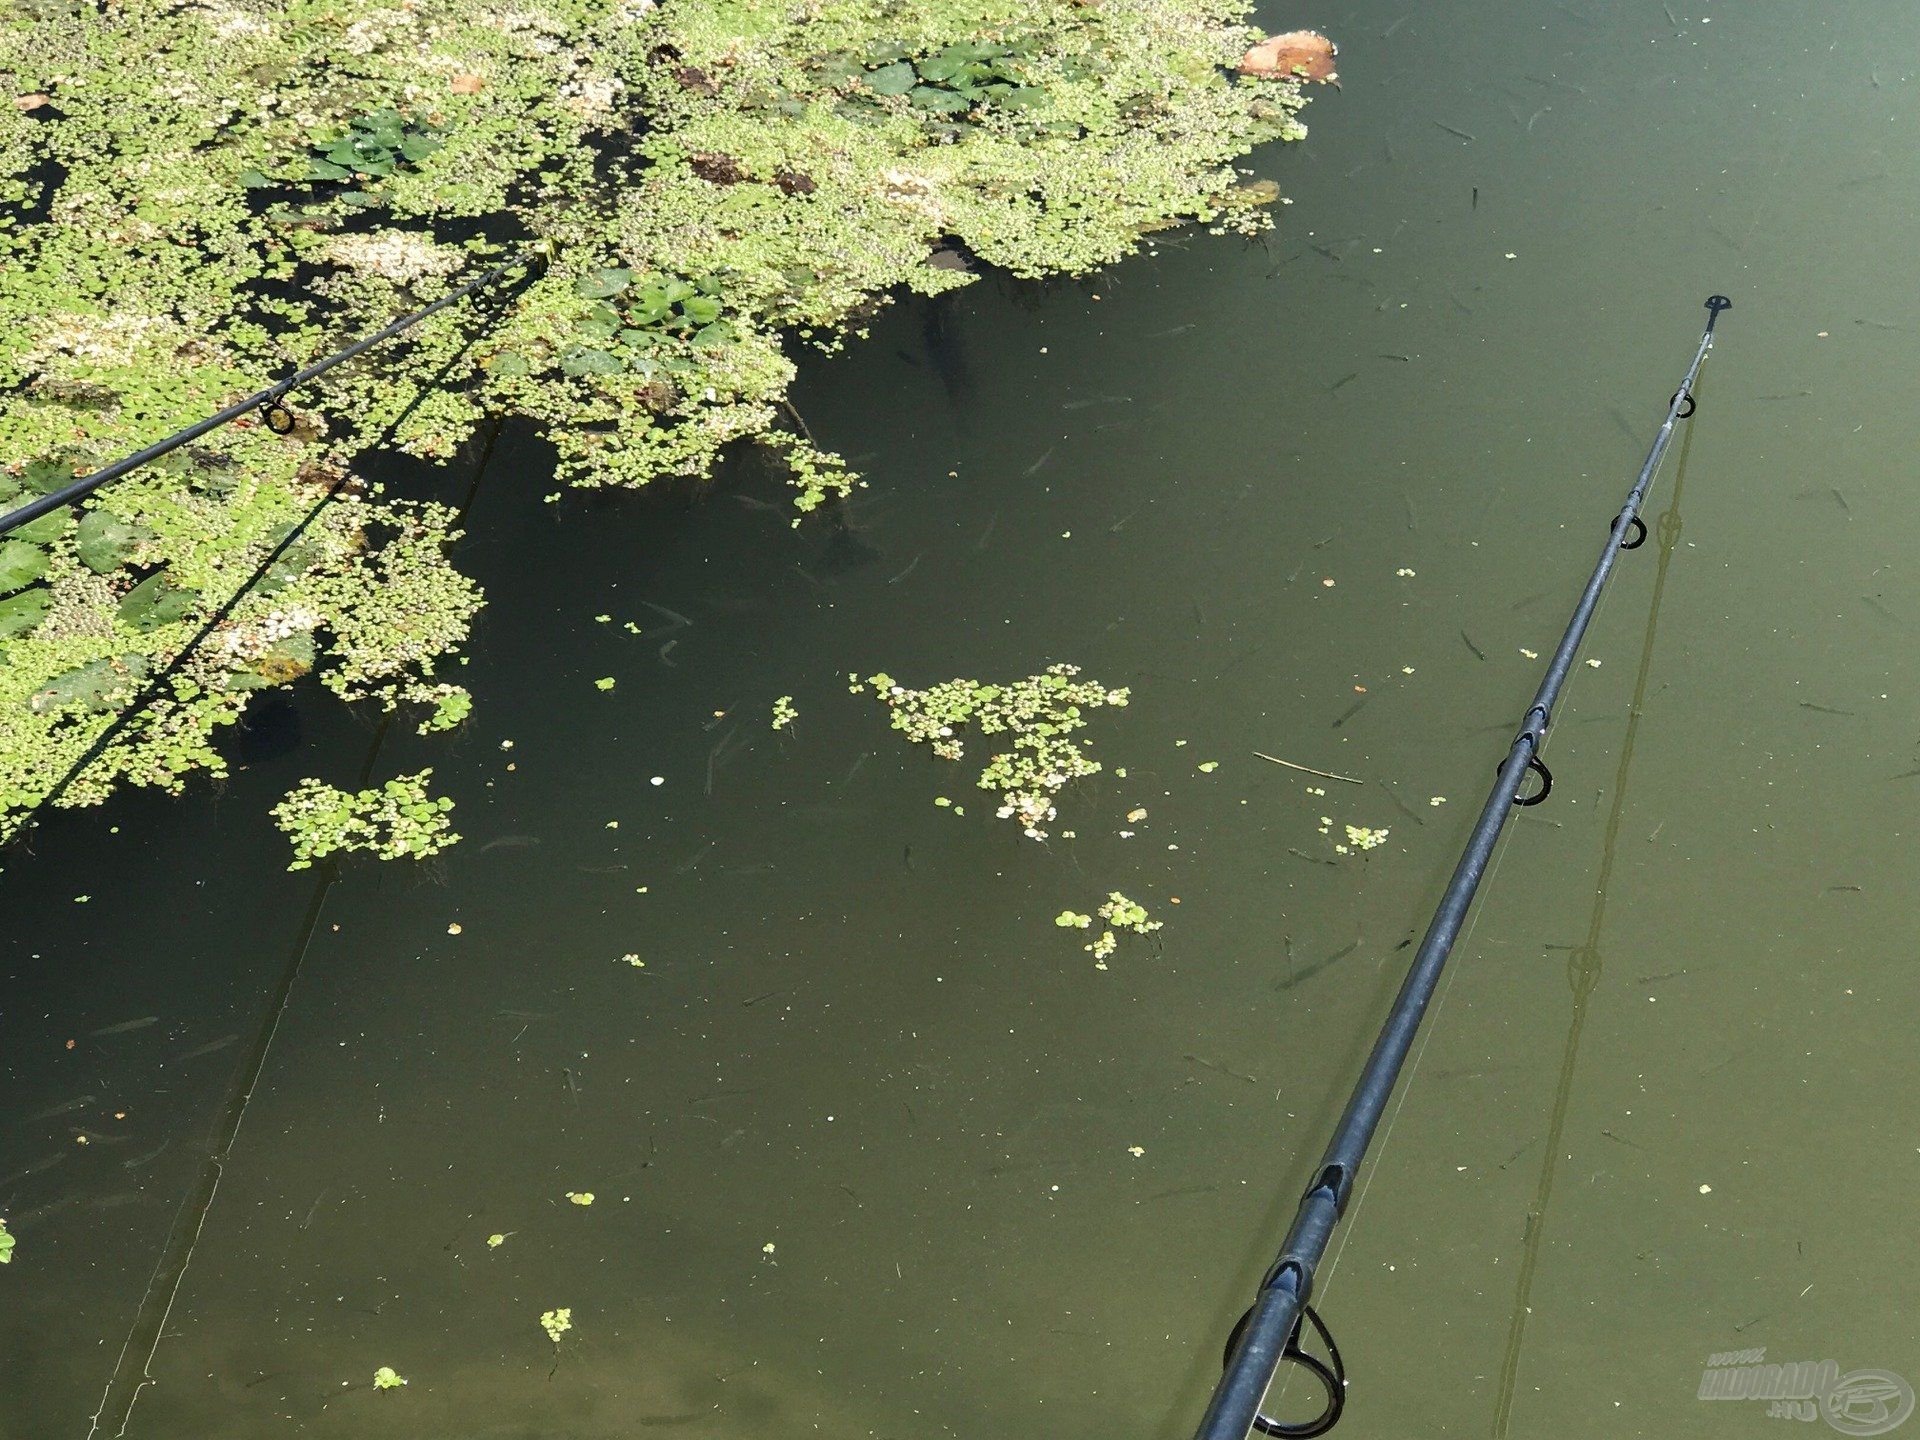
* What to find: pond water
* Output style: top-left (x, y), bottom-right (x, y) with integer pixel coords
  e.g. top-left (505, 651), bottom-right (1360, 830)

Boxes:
top-left (6, 0), bottom-right (1920, 1436)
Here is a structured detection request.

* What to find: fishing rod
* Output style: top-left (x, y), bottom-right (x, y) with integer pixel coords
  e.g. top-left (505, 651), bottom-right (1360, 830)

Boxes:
top-left (1193, 293), bottom-right (1733, 1440)
top-left (0, 244), bottom-right (543, 539)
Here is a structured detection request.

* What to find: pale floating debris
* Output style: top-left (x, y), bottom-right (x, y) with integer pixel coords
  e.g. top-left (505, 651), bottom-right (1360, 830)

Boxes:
top-left (1321, 577), bottom-right (1336, 588)
top-left (1698, 1184), bottom-right (1713, 1195)
top-left (1198, 761), bottom-right (1219, 773)
top-left (1585, 658), bottom-right (1603, 668)
top-left (1237, 30), bottom-right (1338, 83)
top-left (762, 1242), bottom-right (777, 1254)
top-left (620, 954), bottom-right (644, 966)
top-left (1396, 567), bottom-right (1416, 577)
top-left (447, 923), bottom-right (463, 935)
top-left (1127, 1145), bottom-right (1146, 1158)
top-left (1429, 796), bottom-right (1448, 807)
top-left (650, 776), bottom-right (665, 786)
top-left (1520, 648), bottom-right (1539, 659)
top-left (1126, 807), bottom-right (1148, 822)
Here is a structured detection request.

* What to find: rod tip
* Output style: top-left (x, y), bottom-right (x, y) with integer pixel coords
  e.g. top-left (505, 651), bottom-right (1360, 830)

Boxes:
top-left (1705, 294), bottom-right (1732, 313)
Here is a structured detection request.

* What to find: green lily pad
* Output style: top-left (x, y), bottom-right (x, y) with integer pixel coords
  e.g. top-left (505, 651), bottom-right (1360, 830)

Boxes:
top-left (0, 540), bottom-right (49, 594)
top-left (0, 588), bottom-right (51, 638)
top-left (574, 267), bottom-right (633, 299)
top-left (680, 295), bottom-right (723, 326)
top-left (12, 510), bottom-right (72, 544)
top-left (487, 352), bottom-right (533, 376)
top-left (912, 85), bottom-right (972, 114)
top-left (117, 572), bottom-right (199, 631)
top-left (560, 345), bottom-right (624, 377)
top-left (916, 54), bottom-right (968, 83)
top-left (33, 654), bottom-right (151, 714)
top-left (22, 458), bottom-right (75, 495)
top-left (76, 509), bottom-right (148, 572)
top-left (865, 61), bottom-right (917, 95)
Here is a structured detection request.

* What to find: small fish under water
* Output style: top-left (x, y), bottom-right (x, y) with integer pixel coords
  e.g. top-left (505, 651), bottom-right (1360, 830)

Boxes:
top-left (172, 1033), bottom-right (239, 1063)
top-left (90, 1016), bottom-right (159, 1037)
top-left (479, 834), bottom-right (543, 853)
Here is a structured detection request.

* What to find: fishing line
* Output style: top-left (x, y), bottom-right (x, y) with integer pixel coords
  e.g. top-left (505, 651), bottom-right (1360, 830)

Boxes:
top-left (83, 370), bottom-right (513, 1440)
top-left (1192, 295), bottom-right (1733, 1440)
top-left (1292, 391), bottom-right (1667, 1424)
top-left (1488, 379), bottom-right (1703, 1438)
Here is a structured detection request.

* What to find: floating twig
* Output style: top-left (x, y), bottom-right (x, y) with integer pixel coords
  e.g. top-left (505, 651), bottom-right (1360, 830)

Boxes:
top-left (1255, 751), bottom-right (1362, 784)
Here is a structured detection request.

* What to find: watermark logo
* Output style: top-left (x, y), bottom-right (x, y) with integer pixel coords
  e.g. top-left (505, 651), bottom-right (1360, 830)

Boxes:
top-left (1699, 1349), bottom-right (1914, 1435)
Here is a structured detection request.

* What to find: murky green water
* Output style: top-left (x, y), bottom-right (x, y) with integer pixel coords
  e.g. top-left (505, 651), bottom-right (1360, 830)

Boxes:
top-left (8, 0), bottom-right (1920, 1435)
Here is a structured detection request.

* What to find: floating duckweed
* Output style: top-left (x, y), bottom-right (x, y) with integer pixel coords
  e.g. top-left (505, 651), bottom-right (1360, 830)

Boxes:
top-left (0, 0), bottom-right (1312, 841)
top-left (565, 1190), bottom-right (594, 1206)
top-left (0, 1218), bottom-right (13, 1264)
top-left (859, 663), bottom-right (1128, 838)
top-left (372, 1366), bottom-right (407, 1391)
top-left (1098, 891), bottom-right (1162, 935)
top-left (271, 768), bottom-right (458, 869)
top-left (1054, 910), bottom-right (1092, 928)
top-left (771, 694), bottom-right (797, 731)
top-left (540, 1308), bottom-right (573, 1344)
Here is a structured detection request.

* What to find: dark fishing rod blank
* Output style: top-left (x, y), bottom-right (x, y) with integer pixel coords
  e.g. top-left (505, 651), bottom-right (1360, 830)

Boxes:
top-left (0, 246), bottom-right (540, 539)
top-left (1193, 293), bottom-right (1733, 1440)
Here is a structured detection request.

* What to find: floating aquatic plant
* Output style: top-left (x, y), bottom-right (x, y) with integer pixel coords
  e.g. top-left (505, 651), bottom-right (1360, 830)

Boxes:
top-left (372, 1366), bottom-right (407, 1390)
top-left (1082, 890), bottom-right (1161, 966)
top-left (0, 0), bottom-right (1313, 846)
top-left (271, 768), bottom-right (458, 870)
top-left (771, 694), bottom-right (797, 731)
top-left (540, 1307), bottom-right (572, 1344)
top-left (856, 663), bottom-right (1128, 838)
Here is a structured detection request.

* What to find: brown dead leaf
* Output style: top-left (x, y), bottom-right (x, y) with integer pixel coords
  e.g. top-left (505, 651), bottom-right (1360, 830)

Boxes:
top-left (450, 73), bottom-right (485, 94)
top-left (13, 93), bottom-right (50, 113)
top-left (1238, 31), bottom-right (1338, 83)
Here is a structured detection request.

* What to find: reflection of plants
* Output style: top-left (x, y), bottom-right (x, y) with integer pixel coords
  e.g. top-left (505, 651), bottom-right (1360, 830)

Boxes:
top-left (303, 108), bottom-right (443, 183)
top-left (559, 269), bottom-right (731, 378)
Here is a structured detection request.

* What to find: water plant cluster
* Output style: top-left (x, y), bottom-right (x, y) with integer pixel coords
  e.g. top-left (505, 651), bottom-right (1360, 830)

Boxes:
top-left (270, 768), bottom-right (458, 870)
top-left (854, 663), bottom-right (1129, 839)
top-left (0, 0), bottom-right (1313, 841)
